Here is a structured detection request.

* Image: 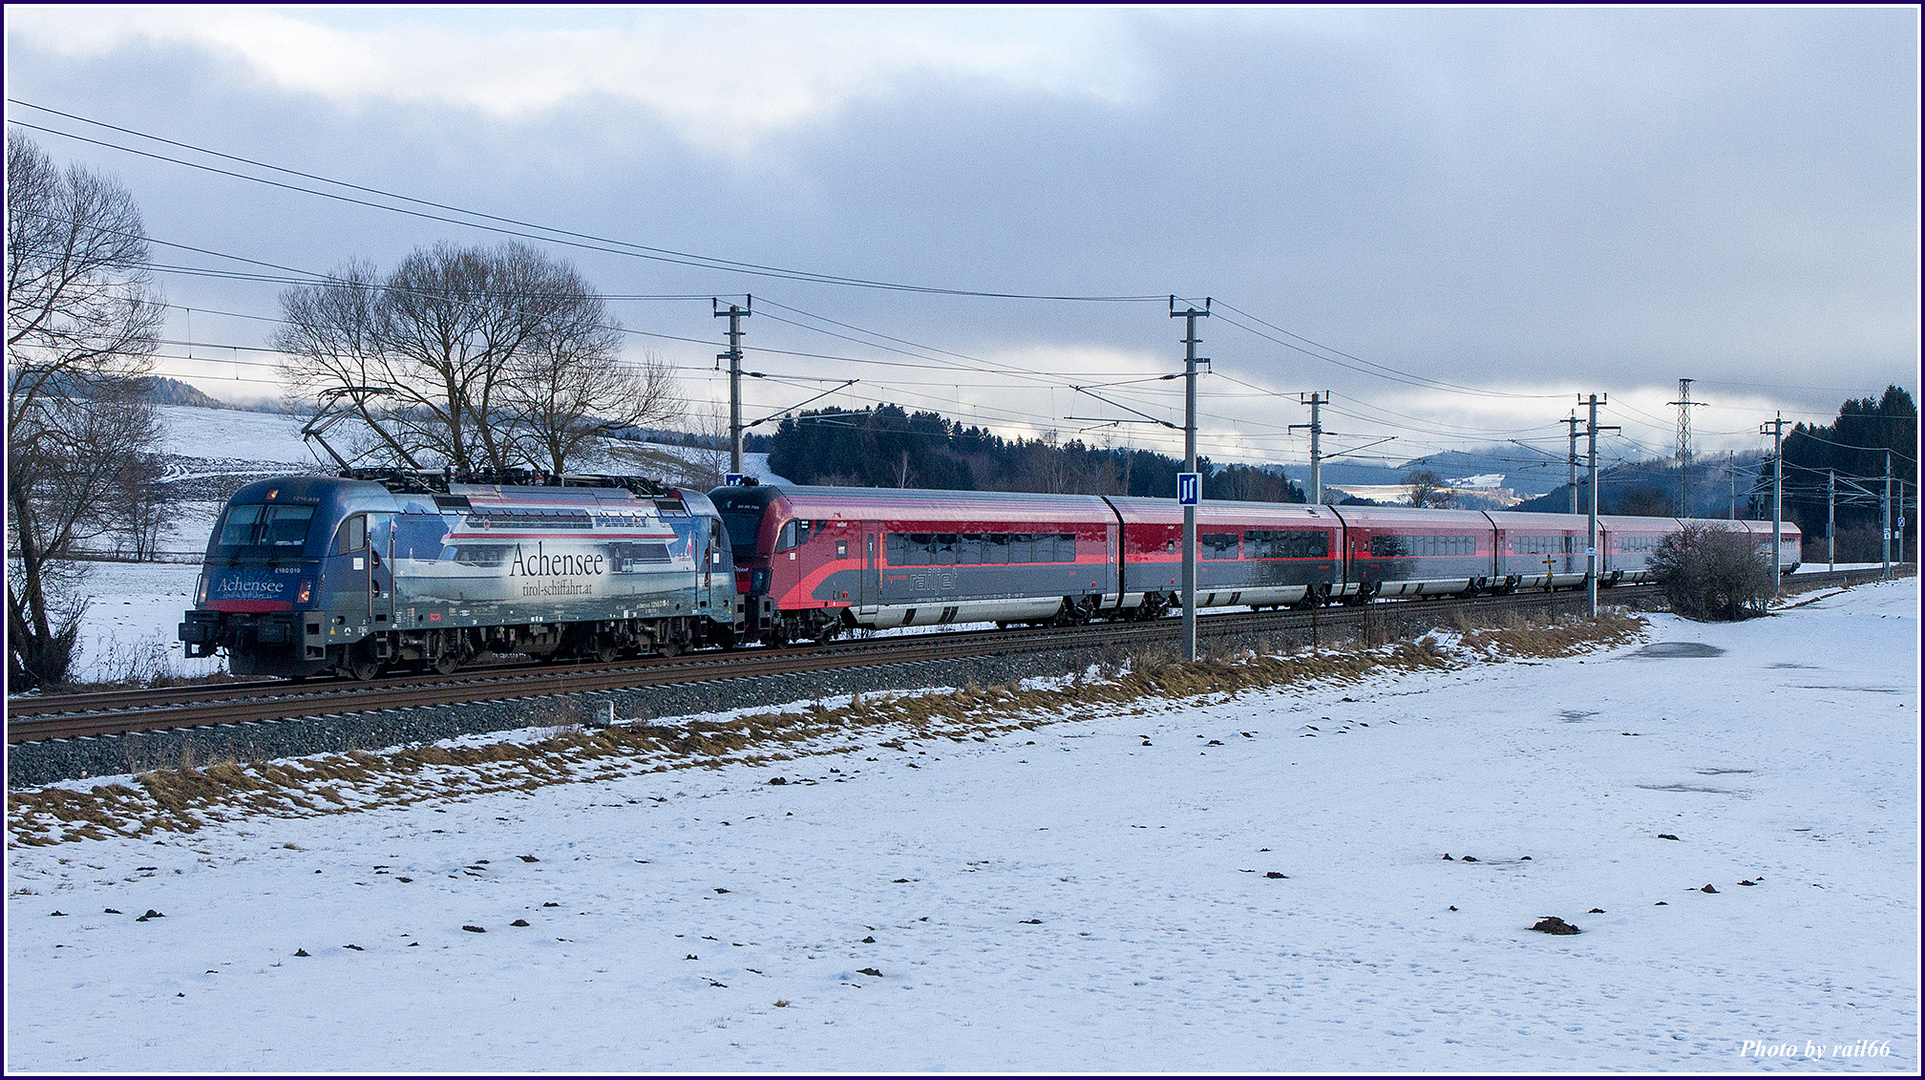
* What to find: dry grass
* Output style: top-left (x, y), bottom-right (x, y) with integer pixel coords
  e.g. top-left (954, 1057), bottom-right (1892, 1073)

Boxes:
top-left (8, 607), bottom-right (1645, 846)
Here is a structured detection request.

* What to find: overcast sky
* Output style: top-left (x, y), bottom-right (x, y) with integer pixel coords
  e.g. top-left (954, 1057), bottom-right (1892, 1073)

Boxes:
top-left (5, 5), bottom-right (1918, 474)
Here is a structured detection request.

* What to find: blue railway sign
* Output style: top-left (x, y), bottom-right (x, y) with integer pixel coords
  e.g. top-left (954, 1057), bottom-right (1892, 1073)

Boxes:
top-left (724, 473), bottom-right (748, 486)
top-left (1177, 472), bottom-right (1201, 505)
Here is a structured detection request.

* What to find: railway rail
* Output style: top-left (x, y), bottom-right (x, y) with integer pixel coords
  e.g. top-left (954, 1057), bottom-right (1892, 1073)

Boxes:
top-left (5, 567), bottom-right (1904, 747)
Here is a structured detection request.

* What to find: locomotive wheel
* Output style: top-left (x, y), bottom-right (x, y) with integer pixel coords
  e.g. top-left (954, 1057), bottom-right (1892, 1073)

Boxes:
top-left (659, 638), bottom-right (682, 658)
top-left (593, 641), bottom-right (619, 664)
top-left (343, 650), bottom-right (381, 681)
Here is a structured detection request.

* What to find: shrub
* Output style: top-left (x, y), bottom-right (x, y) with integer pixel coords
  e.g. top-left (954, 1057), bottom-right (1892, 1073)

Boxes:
top-left (1649, 523), bottom-right (1771, 620)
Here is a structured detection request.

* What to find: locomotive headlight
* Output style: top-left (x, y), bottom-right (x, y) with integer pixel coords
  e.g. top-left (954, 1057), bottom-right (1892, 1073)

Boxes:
top-left (297, 577), bottom-right (312, 604)
top-left (196, 574), bottom-right (207, 605)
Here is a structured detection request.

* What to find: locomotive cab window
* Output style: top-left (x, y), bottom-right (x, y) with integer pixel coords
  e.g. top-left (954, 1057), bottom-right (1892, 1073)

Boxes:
top-left (776, 519), bottom-right (812, 552)
top-left (213, 503), bottom-right (317, 557)
top-left (217, 504), bottom-right (265, 548)
top-left (335, 514), bottom-right (368, 554)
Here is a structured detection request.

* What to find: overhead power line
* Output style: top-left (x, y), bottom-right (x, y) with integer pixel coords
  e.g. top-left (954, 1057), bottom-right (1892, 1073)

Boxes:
top-left (8, 100), bottom-right (1165, 302)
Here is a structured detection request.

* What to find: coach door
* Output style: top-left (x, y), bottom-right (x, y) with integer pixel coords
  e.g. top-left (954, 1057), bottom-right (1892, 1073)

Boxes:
top-left (858, 522), bottom-right (881, 608)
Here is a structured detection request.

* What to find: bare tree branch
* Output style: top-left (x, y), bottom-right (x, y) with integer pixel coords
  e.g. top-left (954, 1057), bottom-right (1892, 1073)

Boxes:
top-left (6, 131), bottom-right (165, 686)
top-left (274, 241), bottom-right (681, 477)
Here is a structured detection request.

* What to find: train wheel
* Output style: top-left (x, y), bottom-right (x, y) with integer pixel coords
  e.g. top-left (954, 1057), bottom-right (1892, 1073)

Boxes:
top-left (659, 638), bottom-right (682, 658)
top-left (432, 652), bottom-right (462, 675)
top-left (343, 650), bottom-right (381, 682)
top-left (593, 640), bottom-right (619, 664)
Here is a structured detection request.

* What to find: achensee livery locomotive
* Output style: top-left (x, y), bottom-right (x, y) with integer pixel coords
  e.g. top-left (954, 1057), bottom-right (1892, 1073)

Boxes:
top-left (180, 472), bottom-right (736, 679)
top-left (184, 474), bottom-right (1799, 679)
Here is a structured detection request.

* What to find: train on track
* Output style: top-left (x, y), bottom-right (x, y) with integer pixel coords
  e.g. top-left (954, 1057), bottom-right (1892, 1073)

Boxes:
top-left (180, 472), bottom-right (1801, 679)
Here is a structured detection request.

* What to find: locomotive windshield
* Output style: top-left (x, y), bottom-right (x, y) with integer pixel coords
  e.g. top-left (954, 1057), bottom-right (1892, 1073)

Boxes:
top-left (709, 486), bottom-right (775, 561)
top-left (211, 503), bottom-right (317, 564)
top-left (719, 510), bottom-right (765, 560)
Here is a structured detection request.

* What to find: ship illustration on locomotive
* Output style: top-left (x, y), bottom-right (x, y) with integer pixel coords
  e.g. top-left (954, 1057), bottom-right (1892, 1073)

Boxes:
top-left (183, 472), bottom-right (1800, 680)
top-left (180, 470), bottom-right (737, 679)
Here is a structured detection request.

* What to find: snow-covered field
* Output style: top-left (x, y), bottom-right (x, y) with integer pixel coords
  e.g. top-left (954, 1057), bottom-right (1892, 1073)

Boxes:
top-left (157, 405), bottom-right (320, 465)
top-left (64, 561), bottom-right (224, 685)
top-left (6, 581), bottom-right (1917, 1071)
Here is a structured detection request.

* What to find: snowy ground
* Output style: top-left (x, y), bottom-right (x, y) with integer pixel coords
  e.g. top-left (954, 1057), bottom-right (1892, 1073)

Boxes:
top-left (63, 562), bottom-right (224, 686)
top-left (6, 581), bottom-right (1917, 1071)
top-left (156, 405), bottom-right (320, 466)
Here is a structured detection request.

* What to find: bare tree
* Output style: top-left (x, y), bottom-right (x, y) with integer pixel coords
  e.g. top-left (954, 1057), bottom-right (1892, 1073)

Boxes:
top-left (6, 131), bottom-right (165, 685)
top-left (507, 339), bottom-right (682, 477)
top-left (1404, 468), bottom-right (1453, 508)
top-left (275, 241), bottom-right (655, 475)
top-left (112, 448), bottom-right (171, 560)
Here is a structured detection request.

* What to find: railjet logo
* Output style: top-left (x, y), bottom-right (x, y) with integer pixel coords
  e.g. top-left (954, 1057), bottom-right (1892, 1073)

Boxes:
top-left (508, 542), bottom-right (605, 578)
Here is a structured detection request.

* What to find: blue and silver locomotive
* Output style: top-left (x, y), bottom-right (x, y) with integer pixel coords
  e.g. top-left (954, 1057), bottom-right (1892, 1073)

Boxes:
top-left (180, 472), bottom-right (740, 679)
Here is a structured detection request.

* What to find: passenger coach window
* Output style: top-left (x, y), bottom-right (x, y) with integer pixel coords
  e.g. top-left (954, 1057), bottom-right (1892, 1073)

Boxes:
top-left (1244, 530), bottom-right (1328, 559)
top-left (887, 531), bottom-right (1074, 565)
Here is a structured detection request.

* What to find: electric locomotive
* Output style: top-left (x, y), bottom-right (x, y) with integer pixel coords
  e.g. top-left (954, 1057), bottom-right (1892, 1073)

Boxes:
top-left (180, 472), bottom-right (739, 679)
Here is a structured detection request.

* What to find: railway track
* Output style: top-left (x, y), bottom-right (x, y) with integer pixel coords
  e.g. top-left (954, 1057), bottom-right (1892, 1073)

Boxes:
top-left (4, 568), bottom-right (1901, 746)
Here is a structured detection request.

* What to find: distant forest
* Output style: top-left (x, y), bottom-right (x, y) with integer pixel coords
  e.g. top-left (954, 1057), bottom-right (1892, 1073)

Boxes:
top-left (766, 404), bottom-right (1303, 502)
top-left (1773, 385), bottom-right (1917, 562)
top-left (1512, 385), bottom-right (1916, 564)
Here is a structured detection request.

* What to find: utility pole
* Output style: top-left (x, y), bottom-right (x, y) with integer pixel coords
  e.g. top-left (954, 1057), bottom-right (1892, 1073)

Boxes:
top-left (1760, 413), bottom-right (1788, 595)
top-left (1668, 378), bottom-right (1702, 515)
top-left (714, 297), bottom-right (752, 475)
top-left (1581, 395), bottom-right (1619, 617)
top-left (1562, 412), bottom-right (1581, 514)
top-left (1291, 392), bottom-right (1328, 504)
top-left (1828, 469), bottom-right (1836, 571)
top-left (1883, 450), bottom-right (1893, 580)
top-left (1171, 297), bottom-right (1210, 662)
